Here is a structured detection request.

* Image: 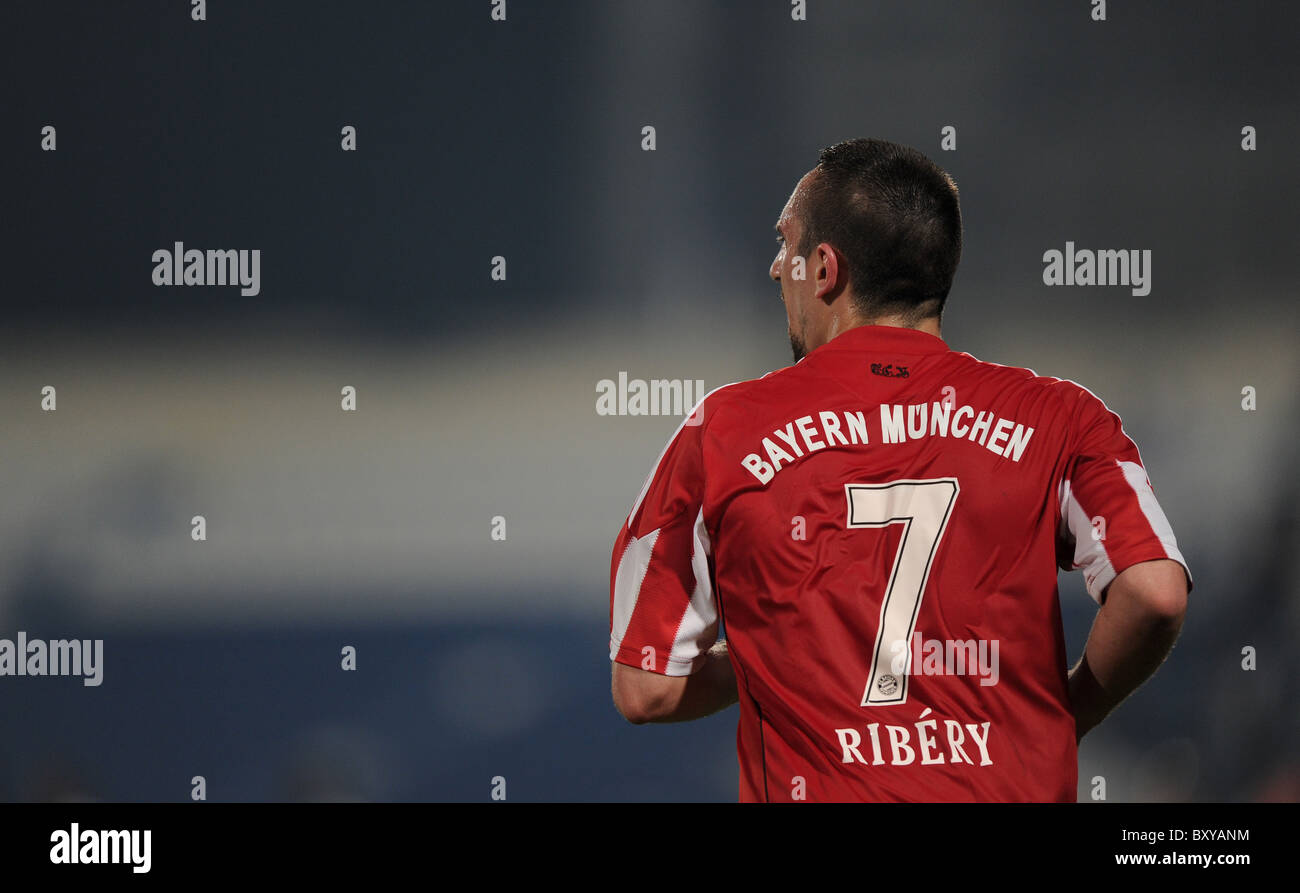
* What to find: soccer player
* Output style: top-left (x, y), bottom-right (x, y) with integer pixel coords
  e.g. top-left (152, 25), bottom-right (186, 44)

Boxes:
top-left (607, 138), bottom-right (1191, 802)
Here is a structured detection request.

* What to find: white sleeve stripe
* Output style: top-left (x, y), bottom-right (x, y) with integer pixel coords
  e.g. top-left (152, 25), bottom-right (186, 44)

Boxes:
top-left (667, 507), bottom-right (718, 673)
top-left (1119, 460), bottom-right (1190, 570)
top-left (1057, 477), bottom-right (1072, 538)
top-left (609, 528), bottom-right (660, 653)
top-left (1061, 477), bottom-right (1112, 603)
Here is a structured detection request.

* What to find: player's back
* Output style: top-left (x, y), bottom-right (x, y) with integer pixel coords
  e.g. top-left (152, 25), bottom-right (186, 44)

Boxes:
top-left (609, 324), bottom-right (1188, 802)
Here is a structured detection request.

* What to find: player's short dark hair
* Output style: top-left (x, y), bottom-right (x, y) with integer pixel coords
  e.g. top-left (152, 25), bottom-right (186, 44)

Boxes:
top-left (797, 138), bottom-right (962, 323)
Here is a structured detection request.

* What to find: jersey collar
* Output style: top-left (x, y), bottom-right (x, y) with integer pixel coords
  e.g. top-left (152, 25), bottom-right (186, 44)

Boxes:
top-left (815, 324), bottom-right (950, 355)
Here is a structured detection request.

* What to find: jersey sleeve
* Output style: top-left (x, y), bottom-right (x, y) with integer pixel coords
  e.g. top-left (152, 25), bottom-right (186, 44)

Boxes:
top-left (1055, 386), bottom-right (1192, 603)
top-left (609, 401), bottom-right (719, 677)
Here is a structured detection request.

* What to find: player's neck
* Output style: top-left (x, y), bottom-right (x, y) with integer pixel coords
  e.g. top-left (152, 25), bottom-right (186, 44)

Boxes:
top-left (831, 313), bottom-right (942, 341)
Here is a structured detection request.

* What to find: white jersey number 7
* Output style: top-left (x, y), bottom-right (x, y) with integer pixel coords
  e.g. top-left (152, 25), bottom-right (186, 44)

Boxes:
top-left (845, 478), bottom-right (959, 707)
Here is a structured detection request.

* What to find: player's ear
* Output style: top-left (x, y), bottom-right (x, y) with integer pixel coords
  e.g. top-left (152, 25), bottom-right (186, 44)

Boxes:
top-left (815, 242), bottom-right (841, 300)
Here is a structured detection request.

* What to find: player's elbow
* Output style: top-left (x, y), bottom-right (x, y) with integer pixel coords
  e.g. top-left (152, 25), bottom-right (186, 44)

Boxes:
top-left (1145, 586), bottom-right (1188, 627)
top-left (615, 696), bottom-right (656, 725)
top-left (613, 683), bottom-right (665, 725)
top-left (611, 663), bottom-right (679, 724)
top-left (1110, 559), bottom-right (1189, 627)
top-left (612, 686), bottom-right (659, 725)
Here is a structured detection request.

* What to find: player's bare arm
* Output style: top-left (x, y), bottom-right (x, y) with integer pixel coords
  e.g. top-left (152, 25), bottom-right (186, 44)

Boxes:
top-left (611, 642), bottom-right (738, 724)
top-left (1068, 558), bottom-right (1189, 741)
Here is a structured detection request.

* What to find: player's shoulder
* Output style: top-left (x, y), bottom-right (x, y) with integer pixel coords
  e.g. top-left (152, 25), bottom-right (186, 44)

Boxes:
top-left (949, 349), bottom-right (1114, 418)
top-left (687, 359), bottom-right (822, 427)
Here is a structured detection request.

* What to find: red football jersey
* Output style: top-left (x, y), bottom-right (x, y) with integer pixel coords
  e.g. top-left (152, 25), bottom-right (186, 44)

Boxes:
top-left (609, 325), bottom-right (1191, 802)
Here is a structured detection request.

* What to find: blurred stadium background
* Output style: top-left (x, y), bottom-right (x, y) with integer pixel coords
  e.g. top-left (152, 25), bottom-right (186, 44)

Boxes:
top-left (1, 0), bottom-right (1296, 801)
